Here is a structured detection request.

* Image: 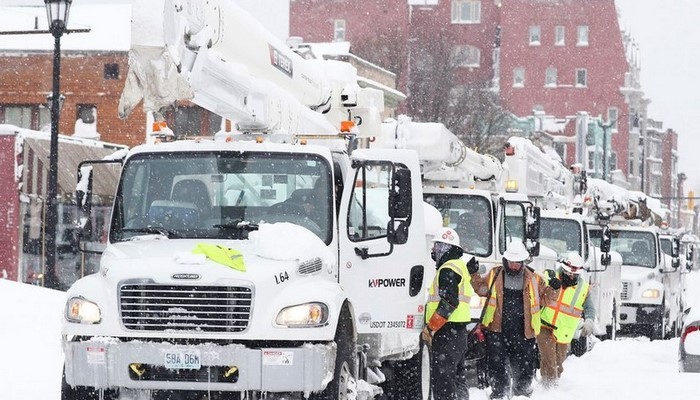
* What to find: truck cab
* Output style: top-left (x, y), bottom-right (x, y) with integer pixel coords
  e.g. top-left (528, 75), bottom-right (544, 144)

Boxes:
top-left (63, 138), bottom-right (435, 399)
top-left (589, 225), bottom-right (677, 339)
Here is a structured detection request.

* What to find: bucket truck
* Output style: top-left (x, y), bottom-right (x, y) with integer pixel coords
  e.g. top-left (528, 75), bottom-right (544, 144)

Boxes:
top-left (501, 137), bottom-right (623, 352)
top-left (378, 117), bottom-right (543, 323)
top-left (585, 178), bottom-right (684, 340)
top-left (61, 1), bottom-right (438, 400)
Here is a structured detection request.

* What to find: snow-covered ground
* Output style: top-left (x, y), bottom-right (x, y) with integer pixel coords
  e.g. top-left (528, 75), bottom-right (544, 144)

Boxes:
top-left (1, 271), bottom-right (699, 399)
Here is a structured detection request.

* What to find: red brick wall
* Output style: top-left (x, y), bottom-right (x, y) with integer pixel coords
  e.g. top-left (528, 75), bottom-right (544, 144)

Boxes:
top-left (0, 51), bottom-right (146, 148)
top-left (498, 0), bottom-right (630, 175)
top-left (0, 136), bottom-right (20, 281)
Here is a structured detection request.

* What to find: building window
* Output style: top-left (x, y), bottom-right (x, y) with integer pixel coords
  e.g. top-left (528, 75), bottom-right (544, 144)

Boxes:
top-left (555, 25), bottom-right (565, 46)
top-left (452, 45), bottom-right (481, 67)
top-left (588, 150), bottom-right (596, 171)
top-left (545, 67), bottom-right (557, 87)
top-left (577, 25), bottom-right (589, 46)
top-left (104, 63), bottom-right (119, 80)
top-left (334, 19), bottom-right (346, 41)
top-left (0, 104), bottom-right (49, 130)
top-left (76, 104), bottom-right (96, 124)
top-left (529, 26), bottom-right (541, 46)
top-left (575, 68), bottom-right (587, 87)
top-left (609, 151), bottom-right (617, 172)
top-left (451, 0), bottom-right (481, 24)
top-left (607, 107), bottom-right (619, 131)
top-left (513, 67), bottom-right (525, 87)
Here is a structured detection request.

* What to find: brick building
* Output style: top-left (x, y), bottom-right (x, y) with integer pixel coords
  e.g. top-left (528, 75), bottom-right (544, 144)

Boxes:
top-left (291, 0), bottom-right (640, 184)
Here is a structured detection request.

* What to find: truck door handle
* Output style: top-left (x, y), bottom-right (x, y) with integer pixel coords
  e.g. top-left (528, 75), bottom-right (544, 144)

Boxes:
top-left (408, 265), bottom-right (424, 297)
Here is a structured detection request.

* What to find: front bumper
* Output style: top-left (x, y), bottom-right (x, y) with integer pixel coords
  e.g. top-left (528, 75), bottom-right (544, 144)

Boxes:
top-left (64, 338), bottom-right (335, 392)
top-left (619, 304), bottom-right (663, 325)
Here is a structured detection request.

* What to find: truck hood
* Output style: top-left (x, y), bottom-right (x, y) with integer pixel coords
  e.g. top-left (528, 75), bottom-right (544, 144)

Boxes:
top-left (101, 223), bottom-right (335, 282)
top-left (621, 265), bottom-right (657, 282)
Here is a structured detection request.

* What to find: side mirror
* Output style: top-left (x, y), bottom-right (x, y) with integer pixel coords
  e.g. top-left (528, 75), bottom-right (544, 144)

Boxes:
top-left (600, 225), bottom-right (612, 253)
top-left (672, 237), bottom-right (680, 258)
top-left (525, 206), bottom-right (541, 241)
top-left (600, 253), bottom-right (611, 267)
top-left (672, 258), bottom-right (680, 270)
top-left (389, 166), bottom-right (412, 220)
top-left (76, 164), bottom-right (94, 241)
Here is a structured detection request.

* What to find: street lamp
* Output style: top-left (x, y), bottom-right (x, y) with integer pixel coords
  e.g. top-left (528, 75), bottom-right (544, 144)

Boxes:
top-left (44, 0), bottom-right (72, 290)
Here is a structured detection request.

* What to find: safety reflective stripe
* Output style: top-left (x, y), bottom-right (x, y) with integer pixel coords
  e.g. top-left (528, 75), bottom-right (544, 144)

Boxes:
top-left (482, 270), bottom-right (499, 327)
top-left (529, 275), bottom-right (542, 335)
top-left (547, 282), bottom-right (586, 323)
top-left (540, 276), bottom-right (590, 343)
top-left (425, 259), bottom-right (473, 323)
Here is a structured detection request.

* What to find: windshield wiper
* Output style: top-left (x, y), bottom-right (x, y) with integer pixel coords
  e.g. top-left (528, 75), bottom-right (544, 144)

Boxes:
top-left (122, 227), bottom-right (180, 239)
top-left (214, 221), bottom-right (259, 239)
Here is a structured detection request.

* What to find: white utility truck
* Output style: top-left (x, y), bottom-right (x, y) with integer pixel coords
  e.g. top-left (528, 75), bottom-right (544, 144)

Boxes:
top-left (501, 137), bottom-right (622, 351)
top-left (61, 1), bottom-right (438, 399)
top-left (377, 116), bottom-right (544, 321)
top-left (585, 178), bottom-right (683, 340)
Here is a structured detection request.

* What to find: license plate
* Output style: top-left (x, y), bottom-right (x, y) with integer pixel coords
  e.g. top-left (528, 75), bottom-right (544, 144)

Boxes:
top-left (164, 349), bottom-right (201, 370)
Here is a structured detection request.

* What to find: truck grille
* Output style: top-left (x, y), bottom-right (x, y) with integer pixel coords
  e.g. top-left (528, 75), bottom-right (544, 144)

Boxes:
top-left (621, 281), bottom-right (631, 301)
top-left (120, 284), bottom-right (252, 332)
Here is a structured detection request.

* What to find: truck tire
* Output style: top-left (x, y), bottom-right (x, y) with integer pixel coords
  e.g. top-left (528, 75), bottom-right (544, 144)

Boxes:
top-left (383, 339), bottom-right (431, 400)
top-left (61, 367), bottom-right (117, 400)
top-left (570, 336), bottom-right (587, 357)
top-left (650, 301), bottom-right (667, 341)
top-left (312, 304), bottom-right (356, 400)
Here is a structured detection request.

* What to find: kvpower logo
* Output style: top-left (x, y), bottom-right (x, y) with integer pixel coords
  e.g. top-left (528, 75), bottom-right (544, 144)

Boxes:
top-left (368, 278), bottom-right (407, 288)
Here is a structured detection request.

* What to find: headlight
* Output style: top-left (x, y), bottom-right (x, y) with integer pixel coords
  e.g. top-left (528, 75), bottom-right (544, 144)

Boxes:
top-left (65, 297), bottom-right (101, 324)
top-left (641, 289), bottom-right (660, 299)
top-left (275, 302), bottom-right (328, 327)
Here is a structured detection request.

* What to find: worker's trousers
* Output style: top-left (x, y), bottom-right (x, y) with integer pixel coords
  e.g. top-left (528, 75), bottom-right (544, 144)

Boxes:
top-left (430, 322), bottom-right (469, 400)
top-left (536, 327), bottom-right (569, 387)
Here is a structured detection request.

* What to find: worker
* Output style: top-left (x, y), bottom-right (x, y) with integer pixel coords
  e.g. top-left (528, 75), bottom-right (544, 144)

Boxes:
top-left (468, 240), bottom-right (560, 399)
top-left (537, 252), bottom-right (595, 389)
top-left (421, 227), bottom-right (476, 400)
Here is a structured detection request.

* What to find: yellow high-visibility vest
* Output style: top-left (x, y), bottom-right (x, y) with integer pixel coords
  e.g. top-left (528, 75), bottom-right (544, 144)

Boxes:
top-left (425, 259), bottom-right (473, 323)
top-left (541, 275), bottom-right (589, 344)
top-left (482, 268), bottom-right (543, 334)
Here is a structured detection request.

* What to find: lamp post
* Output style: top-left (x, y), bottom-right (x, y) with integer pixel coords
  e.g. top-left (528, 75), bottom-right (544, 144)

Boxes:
top-left (596, 119), bottom-right (614, 182)
top-left (44, 0), bottom-right (72, 290)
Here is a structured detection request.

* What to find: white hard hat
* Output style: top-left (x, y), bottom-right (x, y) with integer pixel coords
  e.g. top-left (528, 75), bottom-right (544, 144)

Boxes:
top-left (432, 227), bottom-right (460, 247)
top-left (503, 240), bottom-right (530, 262)
top-left (560, 252), bottom-right (585, 274)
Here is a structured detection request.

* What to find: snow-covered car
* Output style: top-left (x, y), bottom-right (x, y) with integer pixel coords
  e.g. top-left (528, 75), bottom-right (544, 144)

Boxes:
top-left (679, 298), bottom-right (700, 372)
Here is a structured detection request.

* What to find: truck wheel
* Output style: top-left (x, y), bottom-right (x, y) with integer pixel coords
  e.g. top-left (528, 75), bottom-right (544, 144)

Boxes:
top-left (312, 304), bottom-right (356, 400)
top-left (61, 367), bottom-right (117, 400)
top-left (384, 339), bottom-right (431, 400)
top-left (570, 336), bottom-right (587, 357)
top-left (650, 303), bottom-right (667, 341)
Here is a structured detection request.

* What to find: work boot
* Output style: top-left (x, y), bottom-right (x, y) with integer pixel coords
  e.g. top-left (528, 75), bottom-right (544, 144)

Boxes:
top-left (513, 383), bottom-right (533, 397)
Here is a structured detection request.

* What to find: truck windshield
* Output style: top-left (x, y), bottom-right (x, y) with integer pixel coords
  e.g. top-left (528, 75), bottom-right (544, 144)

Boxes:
top-left (423, 194), bottom-right (493, 257)
top-left (590, 229), bottom-right (656, 268)
top-left (111, 151), bottom-right (333, 243)
top-left (540, 218), bottom-right (582, 256)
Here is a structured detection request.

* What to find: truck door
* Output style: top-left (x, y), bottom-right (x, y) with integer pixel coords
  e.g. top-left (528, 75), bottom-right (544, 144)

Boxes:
top-left (338, 149), bottom-right (429, 333)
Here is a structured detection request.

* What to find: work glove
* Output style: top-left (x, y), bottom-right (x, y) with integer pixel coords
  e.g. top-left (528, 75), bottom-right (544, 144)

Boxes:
top-left (467, 256), bottom-right (480, 274)
top-left (421, 327), bottom-right (433, 348)
top-left (545, 269), bottom-right (562, 290)
top-left (580, 319), bottom-right (595, 337)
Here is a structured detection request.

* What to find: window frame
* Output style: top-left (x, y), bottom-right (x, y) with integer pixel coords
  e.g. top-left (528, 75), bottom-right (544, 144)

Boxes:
top-left (575, 68), bottom-right (588, 87)
top-left (452, 44), bottom-right (481, 68)
top-left (334, 19), bottom-right (346, 42)
top-left (577, 25), bottom-right (589, 46)
top-left (513, 67), bottom-right (525, 87)
top-left (607, 107), bottom-right (619, 131)
top-left (555, 25), bottom-right (565, 46)
top-left (545, 66), bottom-right (558, 87)
top-left (529, 25), bottom-right (541, 46)
top-left (451, 0), bottom-right (482, 24)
